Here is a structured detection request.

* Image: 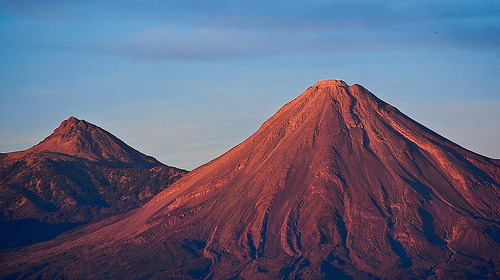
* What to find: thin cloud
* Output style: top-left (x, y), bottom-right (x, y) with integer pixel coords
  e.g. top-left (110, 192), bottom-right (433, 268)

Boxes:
top-left (113, 20), bottom-right (499, 61)
top-left (115, 27), bottom-right (273, 60)
top-left (1, 0), bottom-right (498, 60)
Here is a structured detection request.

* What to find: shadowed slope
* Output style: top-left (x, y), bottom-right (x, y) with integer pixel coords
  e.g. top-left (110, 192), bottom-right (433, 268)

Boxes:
top-left (1, 80), bottom-right (498, 279)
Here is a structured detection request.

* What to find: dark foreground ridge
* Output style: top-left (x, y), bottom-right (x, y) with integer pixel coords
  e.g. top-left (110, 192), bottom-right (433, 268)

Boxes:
top-left (0, 117), bottom-right (187, 248)
top-left (1, 80), bottom-right (499, 279)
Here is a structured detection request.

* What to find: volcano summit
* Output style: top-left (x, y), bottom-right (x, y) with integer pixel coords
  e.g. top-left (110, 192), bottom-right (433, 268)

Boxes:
top-left (0, 117), bottom-right (186, 248)
top-left (1, 79), bottom-right (499, 279)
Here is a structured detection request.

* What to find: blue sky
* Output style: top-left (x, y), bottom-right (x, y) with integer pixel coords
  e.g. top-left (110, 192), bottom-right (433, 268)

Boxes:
top-left (0, 1), bottom-right (499, 170)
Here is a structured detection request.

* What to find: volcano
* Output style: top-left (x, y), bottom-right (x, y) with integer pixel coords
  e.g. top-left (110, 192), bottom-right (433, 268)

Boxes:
top-left (1, 80), bottom-right (499, 279)
top-left (0, 117), bottom-right (186, 248)
top-left (22, 116), bottom-right (162, 165)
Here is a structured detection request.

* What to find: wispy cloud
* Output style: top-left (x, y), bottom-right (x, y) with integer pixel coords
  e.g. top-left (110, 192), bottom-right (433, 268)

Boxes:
top-left (114, 22), bottom-right (499, 60)
top-left (115, 26), bottom-right (273, 60)
top-left (1, 1), bottom-right (498, 61)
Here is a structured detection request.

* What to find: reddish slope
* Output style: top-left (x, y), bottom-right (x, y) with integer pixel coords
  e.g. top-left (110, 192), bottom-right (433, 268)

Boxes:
top-left (10, 116), bottom-right (160, 166)
top-left (0, 117), bottom-right (186, 248)
top-left (1, 80), bottom-right (499, 279)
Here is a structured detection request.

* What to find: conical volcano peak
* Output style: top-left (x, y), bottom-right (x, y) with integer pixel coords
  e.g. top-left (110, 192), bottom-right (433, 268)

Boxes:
top-left (39, 116), bottom-right (107, 148)
top-left (23, 116), bottom-right (160, 166)
top-left (305, 79), bottom-right (374, 105)
top-left (313, 79), bottom-right (348, 88)
top-left (59, 116), bottom-right (85, 129)
top-left (61, 116), bottom-right (81, 125)
top-left (52, 116), bottom-right (94, 137)
top-left (256, 79), bottom-right (383, 142)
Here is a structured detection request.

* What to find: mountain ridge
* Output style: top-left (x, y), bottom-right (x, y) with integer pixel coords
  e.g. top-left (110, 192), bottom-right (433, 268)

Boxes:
top-left (1, 80), bottom-right (498, 279)
top-left (7, 116), bottom-right (160, 168)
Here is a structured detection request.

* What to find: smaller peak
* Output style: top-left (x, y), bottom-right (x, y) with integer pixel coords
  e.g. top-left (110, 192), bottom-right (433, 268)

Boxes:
top-left (28, 117), bottom-right (160, 166)
top-left (60, 116), bottom-right (81, 127)
top-left (67, 116), bottom-right (79, 122)
top-left (314, 79), bottom-right (348, 88)
top-left (57, 116), bottom-right (93, 131)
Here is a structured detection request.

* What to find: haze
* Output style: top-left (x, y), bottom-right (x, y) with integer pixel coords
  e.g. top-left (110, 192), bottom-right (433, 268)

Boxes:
top-left (0, 1), bottom-right (499, 170)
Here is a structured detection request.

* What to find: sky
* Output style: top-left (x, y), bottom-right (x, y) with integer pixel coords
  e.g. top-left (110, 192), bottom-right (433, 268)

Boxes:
top-left (0, 1), bottom-right (499, 170)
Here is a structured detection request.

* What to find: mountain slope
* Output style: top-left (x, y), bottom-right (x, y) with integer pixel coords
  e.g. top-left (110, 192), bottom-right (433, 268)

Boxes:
top-left (0, 117), bottom-right (187, 248)
top-left (10, 116), bottom-right (160, 166)
top-left (1, 81), bottom-right (498, 279)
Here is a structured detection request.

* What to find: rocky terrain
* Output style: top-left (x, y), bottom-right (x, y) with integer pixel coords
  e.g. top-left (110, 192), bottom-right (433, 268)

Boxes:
top-left (1, 80), bottom-right (498, 279)
top-left (0, 117), bottom-right (186, 248)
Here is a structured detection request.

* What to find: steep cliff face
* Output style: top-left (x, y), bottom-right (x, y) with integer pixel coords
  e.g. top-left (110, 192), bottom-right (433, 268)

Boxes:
top-left (1, 81), bottom-right (499, 279)
top-left (0, 117), bottom-right (186, 248)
